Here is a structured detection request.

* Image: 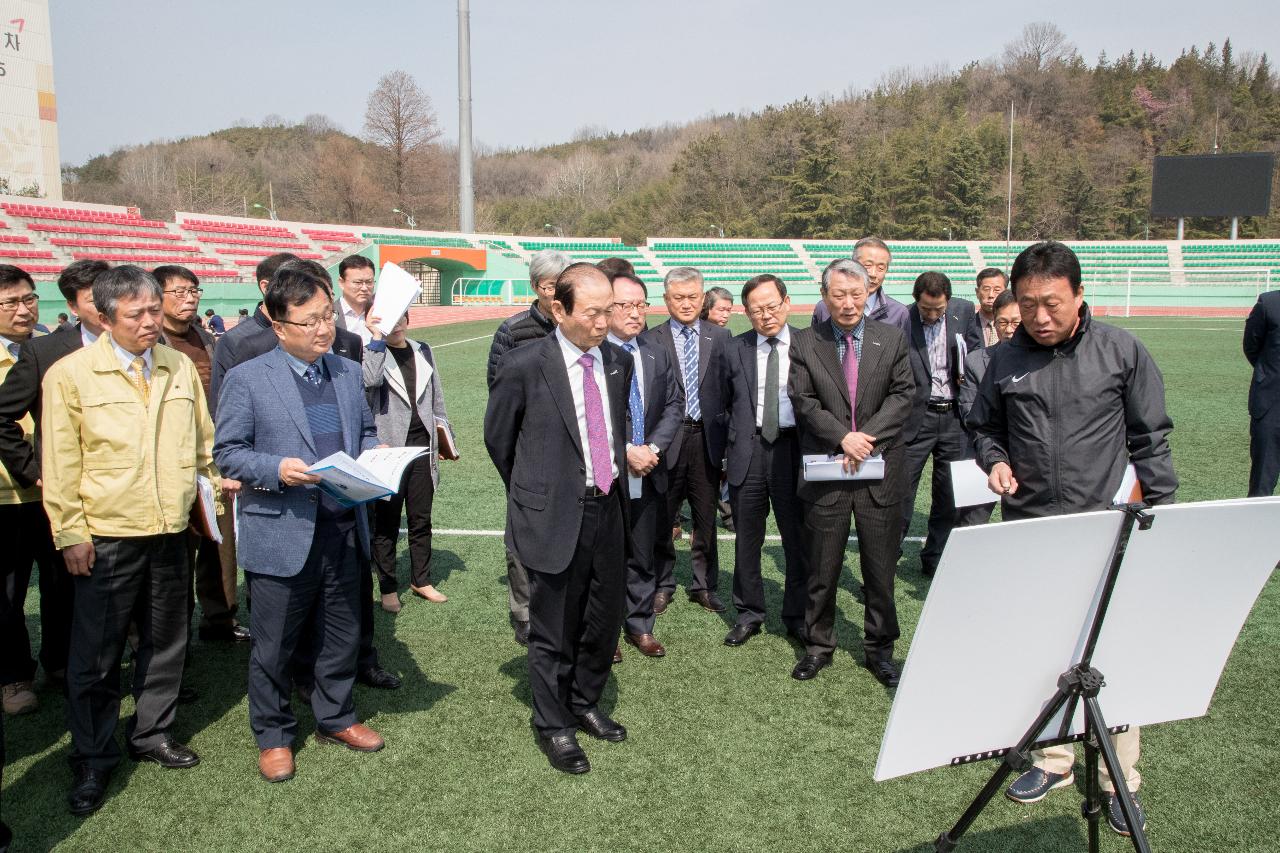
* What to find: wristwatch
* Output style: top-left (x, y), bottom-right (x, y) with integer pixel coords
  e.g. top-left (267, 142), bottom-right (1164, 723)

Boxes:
top-left (647, 443), bottom-right (661, 458)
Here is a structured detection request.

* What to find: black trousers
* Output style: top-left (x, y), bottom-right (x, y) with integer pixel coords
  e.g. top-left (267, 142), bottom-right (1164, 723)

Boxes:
top-left (247, 523), bottom-right (360, 749)
top-left (372, 455), bottom-right (436, 593)
top-left (901, 406), bottom-right (972, 573)
top-left (802, 490), bottom-right (901, 662)
top-left (656, 422), bottom-right (720, 596)
top-left (728, 430), bottom-right (808, 630)
top-left (66, 533), bottom-right (189, 771)
top-left (0, 502), bottom-right (72, 684)
top-left (623, 478), bottom-right (665, 636)
top-left (1249, 408), bottom-right (1280, 497)
top-left (526, 488), bottom-right (626, 738)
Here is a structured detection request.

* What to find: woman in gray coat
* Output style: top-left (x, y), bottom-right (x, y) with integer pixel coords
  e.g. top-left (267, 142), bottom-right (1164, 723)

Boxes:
top-left (363, 312), bottom-right (457, 612)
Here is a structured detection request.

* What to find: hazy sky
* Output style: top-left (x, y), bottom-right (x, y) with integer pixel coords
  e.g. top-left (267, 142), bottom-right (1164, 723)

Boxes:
top-left (50, 0), bottom-right (1277, 166)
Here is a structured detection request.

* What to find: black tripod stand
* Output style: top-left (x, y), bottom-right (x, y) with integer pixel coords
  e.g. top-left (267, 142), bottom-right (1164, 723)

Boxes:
top-left (935, 504), bottom-right (1154, 853)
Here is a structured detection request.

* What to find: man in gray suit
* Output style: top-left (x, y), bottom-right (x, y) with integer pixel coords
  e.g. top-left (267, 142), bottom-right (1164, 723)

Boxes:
top-left (214, 265), bottom-right (385, 784)
top-left (788, 258), bottom-right (915, 686)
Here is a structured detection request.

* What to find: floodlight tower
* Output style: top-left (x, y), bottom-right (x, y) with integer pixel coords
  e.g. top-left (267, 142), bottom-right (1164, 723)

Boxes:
top-left (458, 0), bottom-right (475, 233)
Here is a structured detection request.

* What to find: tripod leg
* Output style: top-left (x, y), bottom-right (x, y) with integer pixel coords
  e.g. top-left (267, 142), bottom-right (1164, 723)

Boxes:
top-left (934, 687), bottom-right (1076, 852)
top-left (1082, 710), bottom-right (1102, 853)
top-left (1083, 698), bottom-right (1152, 853)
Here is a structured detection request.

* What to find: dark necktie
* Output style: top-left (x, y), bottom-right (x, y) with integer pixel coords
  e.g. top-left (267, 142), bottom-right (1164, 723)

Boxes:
top-left (843, 332), bottom-right (859, 431)
top-left (304, 363), bottom-right (322, 387)
top-left (6, 342), bottom-right (18, 360)
top-left (762, 337), bottom-right (780, 443)
top-left (680, 326), bottom-right (701, 420)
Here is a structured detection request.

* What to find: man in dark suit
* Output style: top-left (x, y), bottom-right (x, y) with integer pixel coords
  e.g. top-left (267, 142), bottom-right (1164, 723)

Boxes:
top-left (965, 267), bottom-right (1008, 350)
top-left (788, 258), bottom-right (915, 686)
top-left (334, 254), bottom-right (376, 344)
top-left (1245, 289), bottom-right (1280, 496)
top-left (812, 237), bottom-right (910, 335)
top-left (900, 272), bottom-right (979, 578)
top-left (0, 260), bottom-right (108, 707)
top-left (484, 263), bottom-right (633, 775)
top-left (643, 267), bottom-right (730, 615)
top-left (721, 274), bottom-right (808, 647)
top-left (606, 273), bottom-right (683, 658)
top-left (214, 265), bottom-right (385, 784)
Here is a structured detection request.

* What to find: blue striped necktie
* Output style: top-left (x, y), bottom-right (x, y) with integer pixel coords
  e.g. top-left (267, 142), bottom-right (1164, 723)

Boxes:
top-left (680, 326), bottom-right (701, 420)
top-left (624, 343), bottom-right (645, 444)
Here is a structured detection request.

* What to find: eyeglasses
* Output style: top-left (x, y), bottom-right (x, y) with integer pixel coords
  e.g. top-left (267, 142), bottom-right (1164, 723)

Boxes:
top-left (534, 283), bottom-right (557, 294)
top-left (747, 301), bottom-right (785, 319)
top-left (278, 314), bottom-right (336, 332)
top-left (163, 288), bottom-right (203, 298)
top-left (667, 294), bottom-right (702, 304)
top-left (995, 318), bottom-right (1021, 328)
top-left (345, 279), bottom-right (375, 289)
top-left (0, 293), bottom-right (38, 312)
top-left (614, 300), bottom-right (649, 312)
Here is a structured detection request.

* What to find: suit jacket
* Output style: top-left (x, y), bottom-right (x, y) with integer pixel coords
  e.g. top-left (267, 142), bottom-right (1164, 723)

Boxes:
top-left (620, 336), bottom-right (684, 495)
top-left (641, 318), bottom-right (730, 465)
top-left (210, 305), bottom-right (362, 414)
top-left (1244, 290), bottom-right (1280, 419)
top-left (362, 339), bottom-right (454, 488)
top-left (788, 318), bottom-right (915, 507)
top-left (903, 296), bottom-right (976, 443)
top-left (483, 334), bottom-right (633, 575)
top-left (812, 292), bottom-right (911, 337)
top-left (963, 309), bottom-right (992, 352)
top-left (213, 347), bottom-right (378, 577)
top-left (0, 323), bottom-right (83, 487)
top-left (723, 324), bottom-right (801, 488)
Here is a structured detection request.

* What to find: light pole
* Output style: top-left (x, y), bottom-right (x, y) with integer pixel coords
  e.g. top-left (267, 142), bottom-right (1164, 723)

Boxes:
top-left (544, 222), bottom-right (563, 238)
top-left (392, 208), bottom-right (418, 229)
top-left (251, 203), bottom-right (277, 221)
top-left (710, 224), bottom-right (725, 238)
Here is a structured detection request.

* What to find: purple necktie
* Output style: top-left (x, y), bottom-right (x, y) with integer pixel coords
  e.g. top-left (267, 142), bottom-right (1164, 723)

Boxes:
top-left (579, 353), bottom-right (613, 493)
top-left (843, 332), bottom-right (859, 431)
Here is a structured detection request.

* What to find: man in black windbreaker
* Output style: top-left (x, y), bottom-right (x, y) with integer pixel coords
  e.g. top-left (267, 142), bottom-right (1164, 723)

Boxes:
top-left (967, 240), bottom-right (1177, 839)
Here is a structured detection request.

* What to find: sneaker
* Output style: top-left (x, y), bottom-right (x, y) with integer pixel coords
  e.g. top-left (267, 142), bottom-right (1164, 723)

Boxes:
top-left (1105, 792), bottom-right (1147, 837)
top-left (2, 681), bottom-right (39, 715)
top-left (1005, 767), bottom-right (1074, 804)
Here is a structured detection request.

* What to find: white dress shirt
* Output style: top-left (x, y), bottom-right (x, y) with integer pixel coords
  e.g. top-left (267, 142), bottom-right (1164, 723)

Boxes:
top-left (556, 328), bottom-right (618, 488)
top-left (80, 325), bottom-right (99, 349)
top-left (339, 297), bottom-right (373, 345)
top-left (110, 336), bottom-right (154, 381)
top-left (754, 325), bottom-right (796, 429)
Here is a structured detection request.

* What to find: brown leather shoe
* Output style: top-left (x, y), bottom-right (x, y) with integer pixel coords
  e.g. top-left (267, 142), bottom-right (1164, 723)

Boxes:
top-left (653, 590), bottom-right (672, 616)
top-left (625, 633), bottom-right (667, 657)
top-left (611, 645), bottom-right (623, 664)
top-left (258, 747), bottom-right (295, 783)
top-left (315, 723), bottom-right (385, 752)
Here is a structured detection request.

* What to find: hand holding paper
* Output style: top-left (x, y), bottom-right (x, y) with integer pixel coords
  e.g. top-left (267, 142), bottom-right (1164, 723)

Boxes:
top-left (368, 263), bottom-right (422, 336)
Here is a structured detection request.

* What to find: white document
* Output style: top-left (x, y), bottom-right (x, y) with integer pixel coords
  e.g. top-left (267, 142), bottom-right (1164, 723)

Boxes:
top-left (802, 453), bottom-right (884, 482)
top-left (875, 497), bottom-right (1280, 782)
top-left (306, 447), bottom-right (428, 507)
top-left (949, 460), bottom-right (993, 508)
top-left (368, 262), bottom-right (421, 335)
top-left (951, 461), bottom-right (1140, 509)
top-left (954, 333), bottom-right (968, 373)
top-left (195, 475), bottom-right (223, 544)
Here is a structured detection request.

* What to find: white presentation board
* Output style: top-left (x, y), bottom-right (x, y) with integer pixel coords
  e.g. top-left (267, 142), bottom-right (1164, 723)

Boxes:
top-left (874, 498), bottom-right (1280, 782)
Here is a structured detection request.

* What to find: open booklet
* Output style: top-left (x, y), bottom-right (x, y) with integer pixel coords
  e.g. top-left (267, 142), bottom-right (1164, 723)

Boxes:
top-left (802, 452), bottom-right (885, 482)
top-left (306, 447), bottom-right (429, 507)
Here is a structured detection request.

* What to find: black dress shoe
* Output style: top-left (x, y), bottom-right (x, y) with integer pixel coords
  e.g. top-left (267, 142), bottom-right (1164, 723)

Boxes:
top-left (688, 590), bottom-right (726, 613)
top-left (514, 621), bottom-right (530, 646)
top-left (723, 623), bottom-right (761, 647)
top-left (578, 708), bottom-right (627, 742)
top-left (791, 655), bottom-right (831, 681)
top-left (358, 666), bottom-right (402, 689)
top-left (866, 658), bottom-right (901, 688)
top-left (129, 737), bottom-right (200, 769)
top-left (67, 764), bottom-right (110, 816)
top-left (177, 685), bottom-right (199, 705)
top-left (198, 623), bottom-right (251, 643)
top-left (539, 734), bottom-right (590, 774)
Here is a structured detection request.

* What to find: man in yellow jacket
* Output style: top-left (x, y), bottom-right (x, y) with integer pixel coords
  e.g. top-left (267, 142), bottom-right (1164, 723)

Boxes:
top-left (41, 265), bottom-right (221, 817)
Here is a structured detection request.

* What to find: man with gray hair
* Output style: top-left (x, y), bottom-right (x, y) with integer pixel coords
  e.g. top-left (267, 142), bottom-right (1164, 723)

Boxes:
top-left (788, 258), bottom-right (914, 685)
top-left (812, 237), bottom-right (910, 335)
top-left (486, 248), bottom-right (572, 645)
top-left (41, 265), bottom-right (221, 815)
top-left (643, 267), bottom-right (731, 617)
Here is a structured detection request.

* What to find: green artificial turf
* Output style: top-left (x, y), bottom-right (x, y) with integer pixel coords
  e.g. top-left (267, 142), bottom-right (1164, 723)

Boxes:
top-left (4, 315), bottom-right (1277, 852)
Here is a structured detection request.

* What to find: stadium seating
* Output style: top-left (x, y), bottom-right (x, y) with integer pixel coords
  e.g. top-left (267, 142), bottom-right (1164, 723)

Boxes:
top-left (26, 223), bottom-right (184, 239)
top-left (215, 246), bottom-right (322, 258)
top-left (0, 248), bottom-right (55, 259)
top-left (70, 253), bottom-right (219, 264)
top-left (2, 202), bottom-right (166, 228)
top-left (194, 236), bottom-right (310, 250)
top-left (650, 241), bottom-right (814, 289)
top-left (49, 238), bottom-right (200, 252)
top-left (301, 228), bottom-right (357, 241)
top-left (362, 233), bottom-right (474, 248)
top-left (0, 234), bottom-right (32, 244)
top-left (181, 219), bottom-right (297, 239)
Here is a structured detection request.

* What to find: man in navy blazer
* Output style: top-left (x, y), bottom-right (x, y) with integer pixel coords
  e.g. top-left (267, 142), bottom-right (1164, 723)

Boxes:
top-left (642, 267), bottom-right (731, 615)
top-left (604, 272), bottom-right (683, 658)
top-left (811, 237), bottom-right (911, 336)
top-left (213, 266), bottom-right (384, 784)
top-left (1245, 289), bottom-right (1280, 496)
top-left (900, 273), bottom-right (979, 577)
top-left (484, 263), bottom-right (633, 775)
top-left (721, 274), bottom-right (808, 647)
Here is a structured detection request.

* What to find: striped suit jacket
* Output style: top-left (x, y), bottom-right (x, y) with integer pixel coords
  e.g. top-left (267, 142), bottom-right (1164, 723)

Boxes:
top-left (787, 317), bottom-right (915, 507)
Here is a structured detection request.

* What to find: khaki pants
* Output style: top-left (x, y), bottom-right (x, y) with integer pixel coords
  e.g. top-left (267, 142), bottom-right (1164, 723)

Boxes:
top-left (1034, 726), bottom-right (1141, 793)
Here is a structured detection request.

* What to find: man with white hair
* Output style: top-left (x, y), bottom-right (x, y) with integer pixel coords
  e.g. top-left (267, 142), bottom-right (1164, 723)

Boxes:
top-left (486, 249), bottom-right (573, 645)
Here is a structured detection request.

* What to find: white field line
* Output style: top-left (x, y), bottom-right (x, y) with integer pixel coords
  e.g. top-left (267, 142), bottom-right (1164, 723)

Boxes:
top-left (431, 334), bottom-right (491, 349)
top-left (409, 527), bottom-right (926, 543)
